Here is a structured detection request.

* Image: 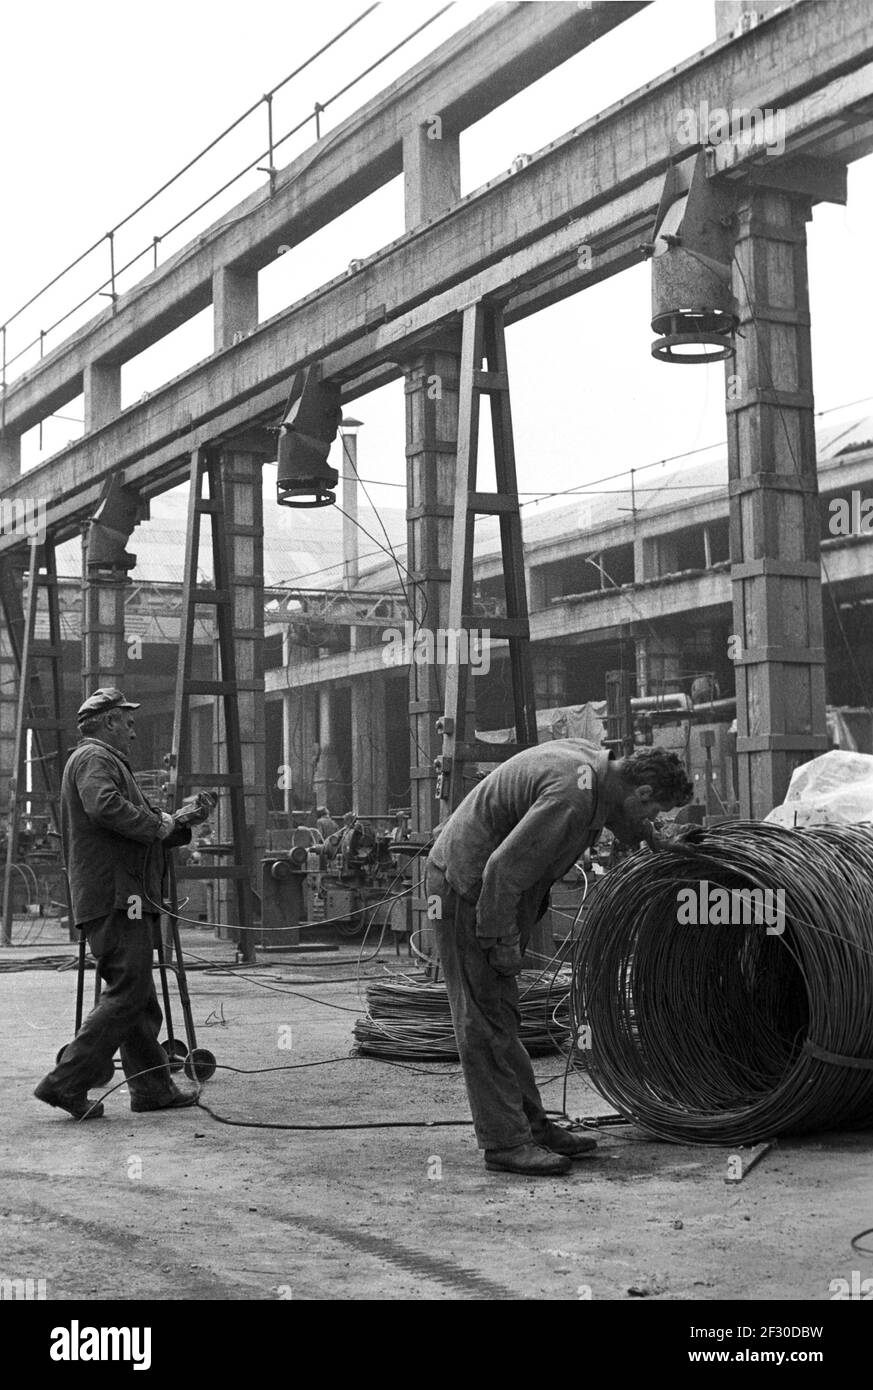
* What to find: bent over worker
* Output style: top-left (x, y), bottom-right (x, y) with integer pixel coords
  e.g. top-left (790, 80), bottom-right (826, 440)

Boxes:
top-left (425, 740), bottom-right (693, 1176)
top-left (34, 688), bottom-right (212, 1120)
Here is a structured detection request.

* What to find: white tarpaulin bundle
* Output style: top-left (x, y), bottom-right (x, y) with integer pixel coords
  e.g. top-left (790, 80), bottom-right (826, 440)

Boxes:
top-left (765, 750), bottom-right (873, 829)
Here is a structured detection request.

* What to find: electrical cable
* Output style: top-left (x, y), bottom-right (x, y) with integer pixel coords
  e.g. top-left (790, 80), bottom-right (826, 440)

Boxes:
top-left (850, 1227), bottom-right (873, 1256)
top-left (193, 1097), bottom-right (470, 1131)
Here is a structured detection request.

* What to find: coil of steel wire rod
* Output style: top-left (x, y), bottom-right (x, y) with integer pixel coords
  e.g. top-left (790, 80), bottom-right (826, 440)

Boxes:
top-left (571, 821), bottom-right (873, 1145)
top-left (354, 972), bottom-right (570, 1060)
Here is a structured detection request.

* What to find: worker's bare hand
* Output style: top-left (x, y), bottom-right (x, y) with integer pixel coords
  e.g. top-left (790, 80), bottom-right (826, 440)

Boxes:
top-left (485, 934), bottom-right (524, 977)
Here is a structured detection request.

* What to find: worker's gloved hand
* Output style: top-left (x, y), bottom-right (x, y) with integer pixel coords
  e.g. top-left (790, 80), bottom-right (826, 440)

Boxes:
top-left (671, 824), bottom-right (706, 846)
top-left (481, 933), bottom-right (524, 977)
top-left (155, 811), bottom-right (176, 841)
top-left (173, 791), bottom-right (218, 827)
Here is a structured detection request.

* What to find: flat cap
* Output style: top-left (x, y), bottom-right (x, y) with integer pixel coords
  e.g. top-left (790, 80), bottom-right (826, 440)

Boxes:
top-left (76, 687), bottom-right (140, 723)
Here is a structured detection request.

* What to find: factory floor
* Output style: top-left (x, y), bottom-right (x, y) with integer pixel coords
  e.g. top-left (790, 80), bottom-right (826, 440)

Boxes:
top-left (1, 923), bottom-right (870, 1302)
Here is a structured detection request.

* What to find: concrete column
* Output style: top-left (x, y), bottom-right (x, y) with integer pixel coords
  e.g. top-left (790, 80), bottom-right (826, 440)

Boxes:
top-left (527, 564), bottom-right (545, 614)
top-left (725, 186), bottom-right (827, 817)
top-left (0, 569), bottom-right (20, 809)
top-left (211, 444), bottom-right (268, 937)
top-left (403, 341), bottom-right (460, 964)
top-left (318, 687), bottom-right (332, 748)
top-left (283, 686), bottom-right (318, 813)
top-left (404, 343), bottom-right (461, 840)
top-left (213, 267), bottom-right (258, 350)
top-left (313, 685), bottom-right (345, 815)
top-left (0, 433), bottom-right (21, 489)
top-left (226, 445), bottom-right (266, 879)
top-left (351, 673), bottom-right (388, 815)
top-left (402, 122), bottom-right (460, 229)
top-left (81, 579), bottom-right (128, 693)
top-left (83, 361), bottom-right (121, 433)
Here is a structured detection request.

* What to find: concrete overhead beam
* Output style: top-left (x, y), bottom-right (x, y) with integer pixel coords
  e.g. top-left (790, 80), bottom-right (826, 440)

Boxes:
top-left (1, 1), bottom-right (646, 434)
top-left (0, 191), bottom-right (665, 551)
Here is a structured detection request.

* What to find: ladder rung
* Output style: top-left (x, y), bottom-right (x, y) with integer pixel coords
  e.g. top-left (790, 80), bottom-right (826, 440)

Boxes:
top-left (29, 643), bottom-right (63, 658)
top-left (193, 587), bottom-right (229, 605)
top-left (175, 866), bottom-right (250, 879)
top-left (463, 616), bottom-right (529, 639)
top-left (473, 370), bottom-right (509, 393)
top-left (195, 499), bottom-right (221, 514)
top-left (183, 680), bottom-right (238, 696)
top-left (467, 492), bottom-right (520, 516)
top-left (25, 718), bottom-right (64, 731)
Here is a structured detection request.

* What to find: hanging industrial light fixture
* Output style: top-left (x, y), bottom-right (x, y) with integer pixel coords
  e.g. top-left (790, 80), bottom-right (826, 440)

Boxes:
top-left (86, 474), bottom-right (143, 575)
top-left (276, 365), bottom-right (342, 507)
top-left (650, 154), bottom-right (738, 364)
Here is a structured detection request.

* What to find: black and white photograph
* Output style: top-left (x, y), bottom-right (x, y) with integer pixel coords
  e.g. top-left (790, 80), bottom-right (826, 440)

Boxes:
top-left (2, 0), bottom-right (873, 1341)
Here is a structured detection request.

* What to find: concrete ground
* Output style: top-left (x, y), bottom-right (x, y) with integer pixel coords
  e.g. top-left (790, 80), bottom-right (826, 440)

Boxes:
top-left (2, 923), bottom-right (871, 1302)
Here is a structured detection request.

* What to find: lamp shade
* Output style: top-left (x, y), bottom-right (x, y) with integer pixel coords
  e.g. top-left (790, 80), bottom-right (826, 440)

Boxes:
top-left (276, 366), bottom-right (342, 507)
top-left (650, 155), bottom-right (737, 364)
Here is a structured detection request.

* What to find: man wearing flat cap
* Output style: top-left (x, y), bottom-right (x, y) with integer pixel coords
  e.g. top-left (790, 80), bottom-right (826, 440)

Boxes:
top-left (34, 688), bottom-right (212, 1120)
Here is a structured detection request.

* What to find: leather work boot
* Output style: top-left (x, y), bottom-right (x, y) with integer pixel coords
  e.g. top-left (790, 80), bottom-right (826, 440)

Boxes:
top-left (484, 1142), bottom-right (572, 1176)
top-left (130, 1085), bottom-right (198, 1113)
top-left (533, 1121), bottom-right (598, 1159)
top-left (34, 1078), bottom-right (105, 1121)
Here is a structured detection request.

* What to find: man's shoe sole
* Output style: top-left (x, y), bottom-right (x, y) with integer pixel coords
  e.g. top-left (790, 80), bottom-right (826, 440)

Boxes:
top-left (34, 1082), bottom-right (104, 1121)
top-left (130, 1093), bottom-right (198, 1112)
top-left (542, 1139), bottom-right (598, 1159)
top-left (484, 1154), bottom-right (572, 1176)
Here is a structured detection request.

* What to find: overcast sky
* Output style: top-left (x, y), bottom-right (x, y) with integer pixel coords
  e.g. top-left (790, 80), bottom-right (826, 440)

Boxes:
top-left (2, 0), bottom-right (871, 535)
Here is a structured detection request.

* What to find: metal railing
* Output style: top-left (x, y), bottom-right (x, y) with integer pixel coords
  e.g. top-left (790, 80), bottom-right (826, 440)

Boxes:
top-left (0, 3), bottom-right (453, 396)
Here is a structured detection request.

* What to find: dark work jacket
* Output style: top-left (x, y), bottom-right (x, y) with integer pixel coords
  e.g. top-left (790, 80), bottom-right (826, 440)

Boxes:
top-left (429, 739), bottom-right (614, 940)
top-left (60, 738), bottom-right (191, 927)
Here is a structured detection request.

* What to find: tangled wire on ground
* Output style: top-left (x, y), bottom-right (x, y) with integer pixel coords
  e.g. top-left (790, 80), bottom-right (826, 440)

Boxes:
top-left (571, 821), bottom-right (873, 1145)
top-left (355, 972), bottom-right (571, 1060)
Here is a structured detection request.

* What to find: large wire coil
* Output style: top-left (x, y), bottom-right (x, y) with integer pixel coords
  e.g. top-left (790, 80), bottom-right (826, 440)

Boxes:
top-left (571, 821), bottom-right (873, 1144)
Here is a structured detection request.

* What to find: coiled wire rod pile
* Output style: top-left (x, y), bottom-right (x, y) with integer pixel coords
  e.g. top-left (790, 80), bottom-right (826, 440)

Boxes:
top-left (355, 972), bottom-right (571, 1060)
top-left (571, 821), bottom-right (873, 1144)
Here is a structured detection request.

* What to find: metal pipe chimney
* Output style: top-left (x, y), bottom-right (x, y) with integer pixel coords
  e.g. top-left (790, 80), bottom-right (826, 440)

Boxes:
top-left (341, 417), bottom-right (363, 589)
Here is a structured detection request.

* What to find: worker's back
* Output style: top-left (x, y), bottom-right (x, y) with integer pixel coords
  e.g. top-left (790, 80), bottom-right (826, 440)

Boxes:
top-left (430, 739), bottom-right (612, 907)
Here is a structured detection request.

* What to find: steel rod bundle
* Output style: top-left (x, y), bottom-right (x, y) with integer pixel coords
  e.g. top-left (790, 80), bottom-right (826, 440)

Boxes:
top-left (355, 972), bottom-right (570, 1060)
top-left (572, 821), bottom-right (873, 1144)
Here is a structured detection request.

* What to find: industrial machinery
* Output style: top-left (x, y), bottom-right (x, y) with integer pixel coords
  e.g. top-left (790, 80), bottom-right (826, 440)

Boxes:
top-left (261, 813), bottom-right (414, 945)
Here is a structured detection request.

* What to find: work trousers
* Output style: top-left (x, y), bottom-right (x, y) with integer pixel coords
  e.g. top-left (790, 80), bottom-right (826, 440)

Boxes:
top-left (45, 910), bottom-right (175, 1104)
top-left (426, 860), bottom-right (549, 1151)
